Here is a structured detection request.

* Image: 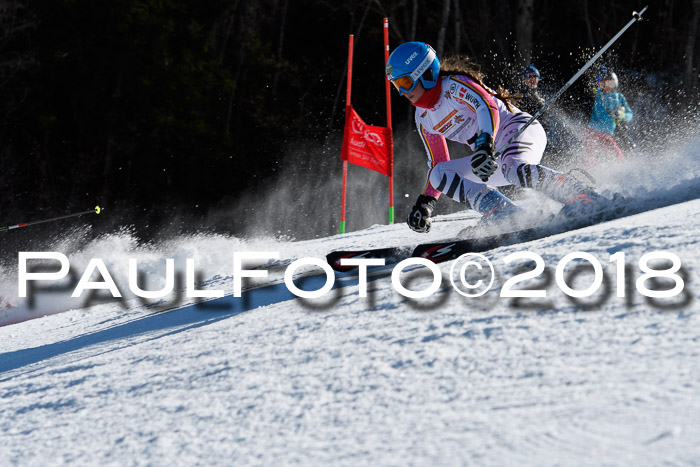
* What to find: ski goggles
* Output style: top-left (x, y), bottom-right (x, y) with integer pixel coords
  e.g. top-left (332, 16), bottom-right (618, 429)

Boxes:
top-left (391, 75), bottom-right (418, 94)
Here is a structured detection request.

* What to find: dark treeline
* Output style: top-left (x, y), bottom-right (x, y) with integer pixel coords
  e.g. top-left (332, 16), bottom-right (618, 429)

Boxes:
top-left (0, 0), bottom-right (698, 237)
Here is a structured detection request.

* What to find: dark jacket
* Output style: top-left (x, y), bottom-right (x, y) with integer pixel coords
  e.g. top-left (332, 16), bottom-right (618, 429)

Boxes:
top-left (517, 87), bottom-right (548, 131)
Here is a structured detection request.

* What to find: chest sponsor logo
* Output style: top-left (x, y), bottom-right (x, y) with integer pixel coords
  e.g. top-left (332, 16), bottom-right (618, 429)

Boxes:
top-left (438, 121), bottom-right (454, 133)
top-left (433, 109), bottom-right (458, 131)
top-left (440, 117), bottom-right (466, 134)
top-left (443, 115), bottom-right (472, 138)
top-left (450, 85), bottom-right (481, 109)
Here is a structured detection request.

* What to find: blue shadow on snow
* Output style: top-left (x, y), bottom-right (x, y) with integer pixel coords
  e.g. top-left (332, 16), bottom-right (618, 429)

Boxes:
top-left (0, 268), bottom-right (392, 377)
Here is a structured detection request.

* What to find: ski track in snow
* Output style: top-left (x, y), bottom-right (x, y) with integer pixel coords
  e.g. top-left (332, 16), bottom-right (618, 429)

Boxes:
top-left (1, 145), bottom-right (700, 464)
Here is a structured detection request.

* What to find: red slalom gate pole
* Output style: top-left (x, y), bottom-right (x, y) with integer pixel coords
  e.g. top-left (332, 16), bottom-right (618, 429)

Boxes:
top-left (384, 18), bottom-right (394, 224)
top-left (339, 34), bottom-right (354, 234)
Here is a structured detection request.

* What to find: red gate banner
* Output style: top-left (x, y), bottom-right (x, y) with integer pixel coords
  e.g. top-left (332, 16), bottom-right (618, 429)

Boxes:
top-left (340, 105), bottom-right (392, 177)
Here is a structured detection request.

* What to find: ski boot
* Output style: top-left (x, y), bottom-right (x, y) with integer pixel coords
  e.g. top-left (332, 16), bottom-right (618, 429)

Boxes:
top-left (474, 189), bottom-right (525, 228)
top-left (556, 191), bottom-right (629, 224)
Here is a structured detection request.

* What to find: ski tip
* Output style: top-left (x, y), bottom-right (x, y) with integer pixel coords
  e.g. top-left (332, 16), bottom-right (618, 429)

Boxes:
top-left (326, 247), bottom-right (408, 272)
top-left (326, 251), bottom-right (361, 272)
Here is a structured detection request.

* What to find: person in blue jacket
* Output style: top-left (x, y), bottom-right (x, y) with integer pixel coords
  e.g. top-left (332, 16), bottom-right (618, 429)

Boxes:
top-left (582, 68), bottom-right (632, 168)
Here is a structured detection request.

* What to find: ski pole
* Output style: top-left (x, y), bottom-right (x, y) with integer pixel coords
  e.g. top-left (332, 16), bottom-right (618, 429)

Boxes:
top-left (0, 206), bottom-right (102, 233)
top-left (493, 5), bottom-right (648, 159)
top-left (433, 214), bottom-right (480, 223)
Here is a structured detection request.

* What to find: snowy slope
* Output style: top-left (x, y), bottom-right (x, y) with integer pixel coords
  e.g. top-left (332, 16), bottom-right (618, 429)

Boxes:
top-left (2, 129), bottom-right (700, 464)
top-left (1, 195), bottom-right (699, 465)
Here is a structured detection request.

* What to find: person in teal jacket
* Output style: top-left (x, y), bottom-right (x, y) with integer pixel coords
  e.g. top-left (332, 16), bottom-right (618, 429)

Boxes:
top-left (582, 68), bottom-right (632, 168)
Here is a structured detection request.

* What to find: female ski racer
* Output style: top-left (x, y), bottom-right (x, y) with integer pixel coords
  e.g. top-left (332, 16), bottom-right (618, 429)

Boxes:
top-left (583, 68), bottom-right (633, 168)
top-left (385, 42), bottom-right (612, 233)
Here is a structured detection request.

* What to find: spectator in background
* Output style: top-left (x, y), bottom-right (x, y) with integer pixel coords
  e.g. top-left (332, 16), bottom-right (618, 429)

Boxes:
top-left (518, 64), bottom-right (574, 169)
top-left (582, 67), bottom-right (633, 169)
top-left (518, 64), bottom-right (547, 131)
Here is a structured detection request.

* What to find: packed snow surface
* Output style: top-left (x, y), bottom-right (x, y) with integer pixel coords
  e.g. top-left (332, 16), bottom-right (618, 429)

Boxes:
top-left (1, 198), bottom-right (699, 465)
top-left (2, 140), bottom-right (700, 464)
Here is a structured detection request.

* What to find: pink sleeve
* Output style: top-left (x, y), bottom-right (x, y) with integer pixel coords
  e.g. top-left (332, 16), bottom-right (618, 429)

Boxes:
top-left (418, 124), bottom-right (450, 199)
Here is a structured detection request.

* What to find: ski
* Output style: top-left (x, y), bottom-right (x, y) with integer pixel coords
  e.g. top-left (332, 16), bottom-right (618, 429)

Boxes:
top-left (326, 246), bottom-right (413, 273)
top-left (327, 201), bottom-right (630, 272)
top-left (414, 220), bottom-right (567, 263)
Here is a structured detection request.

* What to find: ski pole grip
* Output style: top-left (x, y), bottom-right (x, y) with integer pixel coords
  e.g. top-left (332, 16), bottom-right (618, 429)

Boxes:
top-left (633, 6), bottom-right (647, 21)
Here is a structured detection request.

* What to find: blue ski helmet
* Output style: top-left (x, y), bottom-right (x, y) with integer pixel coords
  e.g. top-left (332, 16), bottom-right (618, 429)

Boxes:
top-left (597, 67), bottom-right (618, 89)
top-left (386, 42), bottom-right (440, 95)
top-left (523, 64), bottom-right (541, 79)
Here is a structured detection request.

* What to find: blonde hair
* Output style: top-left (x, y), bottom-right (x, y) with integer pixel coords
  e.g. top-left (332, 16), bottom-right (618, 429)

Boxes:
top-left (439, 56), bottom-right (521, 112)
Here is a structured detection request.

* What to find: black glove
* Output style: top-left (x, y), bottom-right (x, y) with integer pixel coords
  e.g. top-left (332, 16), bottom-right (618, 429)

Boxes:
top-left (471, 133), bottom-right (498, 182)
top-left (407, 194), bottom-right (437, 233)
